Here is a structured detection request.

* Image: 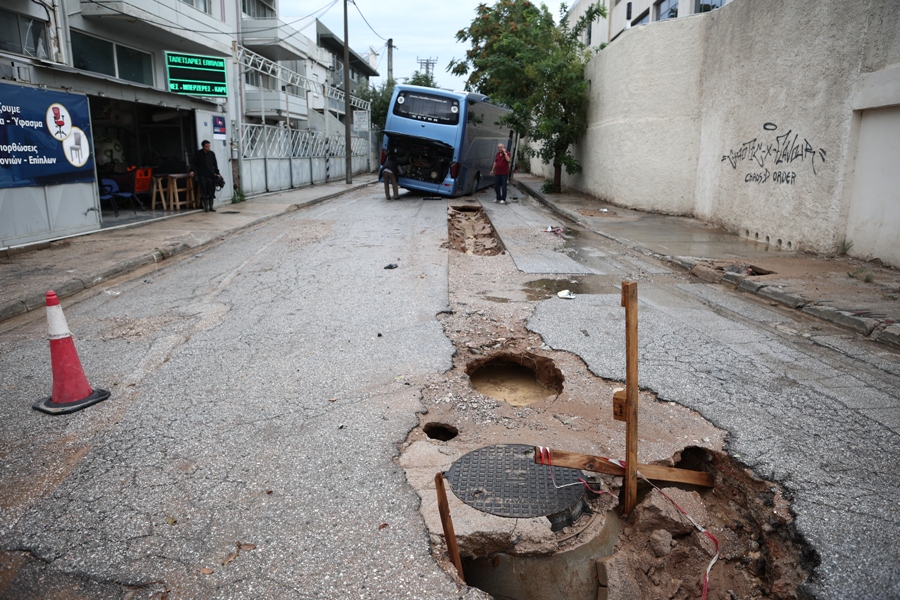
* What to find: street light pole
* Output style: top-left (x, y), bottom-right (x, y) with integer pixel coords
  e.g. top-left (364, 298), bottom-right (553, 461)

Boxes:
top-left (343, 0), bottom-right (352, 184)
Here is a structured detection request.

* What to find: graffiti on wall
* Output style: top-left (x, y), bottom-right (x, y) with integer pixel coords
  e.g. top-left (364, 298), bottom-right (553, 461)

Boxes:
top-left (721, 123), bottom-right (827, 185)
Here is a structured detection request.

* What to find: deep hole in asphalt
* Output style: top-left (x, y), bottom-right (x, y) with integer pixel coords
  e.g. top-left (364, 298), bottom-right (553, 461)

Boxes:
top-left (423, 422), bottom-right (459, 441)
top-left (400, 203), bottom-right (819, 600)
top-left (466, 352), bottom-right (563, 406)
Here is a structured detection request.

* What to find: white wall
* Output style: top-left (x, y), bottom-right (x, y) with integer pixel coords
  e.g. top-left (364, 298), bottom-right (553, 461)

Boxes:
top-left (538, 0), bottom-right (900, 263)
top-left (845, 106), bottom-right (900, 265)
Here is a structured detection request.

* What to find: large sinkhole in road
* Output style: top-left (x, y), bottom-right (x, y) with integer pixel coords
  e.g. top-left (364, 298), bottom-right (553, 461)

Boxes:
top-left (466, 352), bottom-right (563, 406)
top-left (417, 200), bottom-right (817, 599)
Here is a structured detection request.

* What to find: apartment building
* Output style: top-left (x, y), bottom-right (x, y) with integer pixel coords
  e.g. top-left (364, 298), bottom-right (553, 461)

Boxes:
top-left (0, 0), bottom-right (374, 248)
top-left (567, 0), bottom-right (731, 48)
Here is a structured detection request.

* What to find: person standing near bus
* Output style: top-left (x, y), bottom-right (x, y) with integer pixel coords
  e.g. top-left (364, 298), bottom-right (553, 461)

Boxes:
top-left (381, 152), bottom-right (404, 200)
top-left (490, 143), bottom-right (511, 204)
top-left (189, 140), bottom-right (220, 213)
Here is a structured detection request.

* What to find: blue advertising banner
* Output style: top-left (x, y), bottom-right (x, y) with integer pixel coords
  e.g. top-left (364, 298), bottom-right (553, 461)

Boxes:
top-left (0, 83), bottom-right (95, 189)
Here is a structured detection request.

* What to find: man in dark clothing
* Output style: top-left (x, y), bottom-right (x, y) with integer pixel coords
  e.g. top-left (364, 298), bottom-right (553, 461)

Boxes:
top-left (380, 153), bottom-right (403, 199)
top-left (189, 140), bottom-right (220, 212)
top-left (490, 142), bottom-right (511, 204)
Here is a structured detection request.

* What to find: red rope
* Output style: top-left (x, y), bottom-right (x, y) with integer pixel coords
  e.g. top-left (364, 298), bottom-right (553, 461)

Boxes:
top-left (537, 446), bottom-right (613, 496)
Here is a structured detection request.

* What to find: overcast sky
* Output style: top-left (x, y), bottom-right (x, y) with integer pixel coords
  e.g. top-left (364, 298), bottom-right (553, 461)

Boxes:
top-left (279, 0), bottom-right (570, 91)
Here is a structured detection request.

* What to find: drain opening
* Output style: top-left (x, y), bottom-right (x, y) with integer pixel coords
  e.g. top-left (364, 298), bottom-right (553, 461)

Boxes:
top-left (463, 512), bottom-right (623, 600)
top-left (747, 264), bottom-right (774, 276)
top-left (450, 448), bottom-right (816, 600)
top-left (467, 352), bottom-right (563, 406)
top-left (423, 422), bottom-right (458, 441)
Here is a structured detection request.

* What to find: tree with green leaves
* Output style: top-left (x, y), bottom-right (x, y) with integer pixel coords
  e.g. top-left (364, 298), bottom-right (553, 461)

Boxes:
top-left (449, 1), bottom-right (606, 192)
top-left (358, 78), bottom-right (396, 134)
top-left (407, 70), bottom-right (438, 88)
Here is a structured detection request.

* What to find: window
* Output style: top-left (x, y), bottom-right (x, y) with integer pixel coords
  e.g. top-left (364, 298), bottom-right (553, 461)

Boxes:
top-left (180, 0), bottom-right (210, 14)
top-left (242, 0), bottom-right (274, 18)
top-left (393, 90), bottom-right (460, 125)
top-left (71, 31), bottom-right (153, 85)
top-left (656, 0), bottom-right (678, 20)
top-left (696, 0), bottom-right (724, 13)
top-left (632, 9), bottom-right (649, 26)
top-left (116, 45), bottom-right (153, 85)
top-left (244, 70), bottom-right (275, 90)
top-left (0, 8), bottom-right (49, 59)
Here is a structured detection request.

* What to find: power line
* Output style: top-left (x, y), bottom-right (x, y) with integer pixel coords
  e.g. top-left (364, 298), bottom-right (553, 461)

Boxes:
top-left (349, 0), bottom-right (387, 42)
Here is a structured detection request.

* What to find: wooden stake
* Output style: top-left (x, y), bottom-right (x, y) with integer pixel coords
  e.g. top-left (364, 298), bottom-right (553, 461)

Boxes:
top-left (532, 447), bottom-right (714, 488)
top-left (622, 281), bottom-right (639, 515)
top-left (435, 472), bottom-right (465, 583)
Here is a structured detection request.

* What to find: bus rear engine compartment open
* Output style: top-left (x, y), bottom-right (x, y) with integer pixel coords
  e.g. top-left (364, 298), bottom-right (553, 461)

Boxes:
top-left (386, 136), bottom-right (454, 184)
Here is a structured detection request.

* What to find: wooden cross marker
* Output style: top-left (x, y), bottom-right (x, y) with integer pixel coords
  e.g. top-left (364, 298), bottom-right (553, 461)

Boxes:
top-left (533, 281), bottom-right (714, 517)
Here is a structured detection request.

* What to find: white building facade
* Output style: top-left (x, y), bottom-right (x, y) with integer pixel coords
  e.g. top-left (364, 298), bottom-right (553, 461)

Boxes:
top-left (0, 0), bottom-right (374, 248)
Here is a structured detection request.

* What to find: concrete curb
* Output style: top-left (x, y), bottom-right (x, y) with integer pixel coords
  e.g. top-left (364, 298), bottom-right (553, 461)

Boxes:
top-left (0, 181), bottom-right (373, 324)
top-left (512, 178), bottom-right (896, 350)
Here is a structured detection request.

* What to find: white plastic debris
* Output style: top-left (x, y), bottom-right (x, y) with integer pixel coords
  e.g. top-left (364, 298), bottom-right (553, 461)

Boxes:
top-left (557, 290), bottom-right (576, 299)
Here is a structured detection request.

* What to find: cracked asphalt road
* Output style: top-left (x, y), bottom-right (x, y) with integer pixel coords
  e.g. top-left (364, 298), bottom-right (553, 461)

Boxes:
top-left (1, 187), bottom-right (898, 599)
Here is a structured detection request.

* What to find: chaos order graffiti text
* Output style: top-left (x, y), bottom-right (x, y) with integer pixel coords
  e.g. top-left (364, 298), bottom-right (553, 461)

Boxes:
top-left (722, 123), bottom-right (826, 185)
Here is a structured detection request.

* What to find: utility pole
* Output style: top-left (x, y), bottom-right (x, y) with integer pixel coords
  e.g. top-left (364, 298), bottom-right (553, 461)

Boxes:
top-left (343, 0), bottom-right (352, 184)
top-left (387, 38), bottom-right (393, 82)
top-left (416, 57), bottom-right (437, 79)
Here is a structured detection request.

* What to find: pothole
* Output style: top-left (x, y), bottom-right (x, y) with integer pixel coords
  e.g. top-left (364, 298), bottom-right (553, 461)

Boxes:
top-left (423, 422), bottom-right (459, 441)
top-left (447, 204), bottom-right (504, 256)
top-left (399, 209), bottom-right (815, 599)
top-left (466, 352), bottom-right (563, 406)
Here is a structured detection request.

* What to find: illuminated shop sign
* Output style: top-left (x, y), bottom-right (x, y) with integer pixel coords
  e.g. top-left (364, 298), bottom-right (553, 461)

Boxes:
top-left (165, 52), bottom-right (228, 97)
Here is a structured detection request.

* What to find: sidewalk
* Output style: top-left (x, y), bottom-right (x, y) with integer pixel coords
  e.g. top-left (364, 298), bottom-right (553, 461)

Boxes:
top-left (0, 177), bottom-right (378, 322)
top-left (3, 173), bottom-right (899, 351)
top-left (510, 173), bottom-right (900, 351)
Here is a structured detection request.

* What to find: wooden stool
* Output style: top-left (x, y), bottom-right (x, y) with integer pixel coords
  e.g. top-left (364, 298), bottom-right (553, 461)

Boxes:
top-left (150, 175), bottom-right (169, 211)
top-left (168, 174), bottom-right (195, 210)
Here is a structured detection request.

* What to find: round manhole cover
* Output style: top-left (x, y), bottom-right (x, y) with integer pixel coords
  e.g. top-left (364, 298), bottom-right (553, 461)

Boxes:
top-left (446, 444), bottom-right (585, 518)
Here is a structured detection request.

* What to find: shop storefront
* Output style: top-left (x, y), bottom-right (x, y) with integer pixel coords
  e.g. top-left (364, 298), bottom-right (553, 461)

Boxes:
top-left (0, 71), bottom-right (232, 248)
top-left (0, 81), bottom-right (99, 247)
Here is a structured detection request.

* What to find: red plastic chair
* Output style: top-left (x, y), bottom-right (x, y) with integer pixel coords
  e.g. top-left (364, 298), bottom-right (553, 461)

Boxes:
top-left (52, 107), bottom-right (65, 136)
top-left (133, 167), bottom-right (153, 209)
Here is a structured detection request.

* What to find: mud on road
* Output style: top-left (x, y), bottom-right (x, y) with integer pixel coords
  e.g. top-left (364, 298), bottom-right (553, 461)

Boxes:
top-left (399, 201), bottom-right (817, 599)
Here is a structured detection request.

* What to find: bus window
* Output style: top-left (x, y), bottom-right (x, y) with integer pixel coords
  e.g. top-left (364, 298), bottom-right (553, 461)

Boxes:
top-left (393, 90), bottom-right (460, 125)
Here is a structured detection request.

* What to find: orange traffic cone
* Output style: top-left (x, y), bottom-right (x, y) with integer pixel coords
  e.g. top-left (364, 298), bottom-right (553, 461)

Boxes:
top-left (32, 291), bottom-right (110, 415)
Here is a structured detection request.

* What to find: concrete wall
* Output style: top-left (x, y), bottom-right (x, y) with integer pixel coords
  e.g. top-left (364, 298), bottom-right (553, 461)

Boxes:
top-left (540, 0), bottom-right (900, 262)
top-left (574, 16), bottom-right (705, 215)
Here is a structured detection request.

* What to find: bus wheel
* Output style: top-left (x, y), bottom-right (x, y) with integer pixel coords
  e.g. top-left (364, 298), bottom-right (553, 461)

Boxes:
top-left (469, 174), bottom-right (481, 196)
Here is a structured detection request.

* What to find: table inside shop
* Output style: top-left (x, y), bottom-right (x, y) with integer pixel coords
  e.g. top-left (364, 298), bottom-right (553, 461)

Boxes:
top-left (151, 174), bottom-right (197, 211)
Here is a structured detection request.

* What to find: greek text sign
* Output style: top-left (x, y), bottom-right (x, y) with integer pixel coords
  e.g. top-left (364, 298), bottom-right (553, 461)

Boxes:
top-left (166, 52), bottom-right (228, 97)
top-left (0, 83), bottom-right (94, 188)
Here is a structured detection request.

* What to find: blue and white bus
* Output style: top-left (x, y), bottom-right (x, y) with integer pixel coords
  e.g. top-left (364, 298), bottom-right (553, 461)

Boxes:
top-left (380, 85), bottom-right (516, 197)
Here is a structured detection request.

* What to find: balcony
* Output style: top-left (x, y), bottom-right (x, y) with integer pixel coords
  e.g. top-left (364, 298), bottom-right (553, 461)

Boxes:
top-left (244, 88), bottom-right (309, 120)
top-left (241, 18), bottom-right (311, 62)
top-left (79, 0), bottom-right (233, 56)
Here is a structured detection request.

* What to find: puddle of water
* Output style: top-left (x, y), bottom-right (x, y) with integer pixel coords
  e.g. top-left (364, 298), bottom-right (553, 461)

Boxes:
top-left (523, 277), bottom-right (619, 300)
top-left (463, 511), bottom-right (623, 600)
top-left (470, 363), bottom-right (557, 406)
